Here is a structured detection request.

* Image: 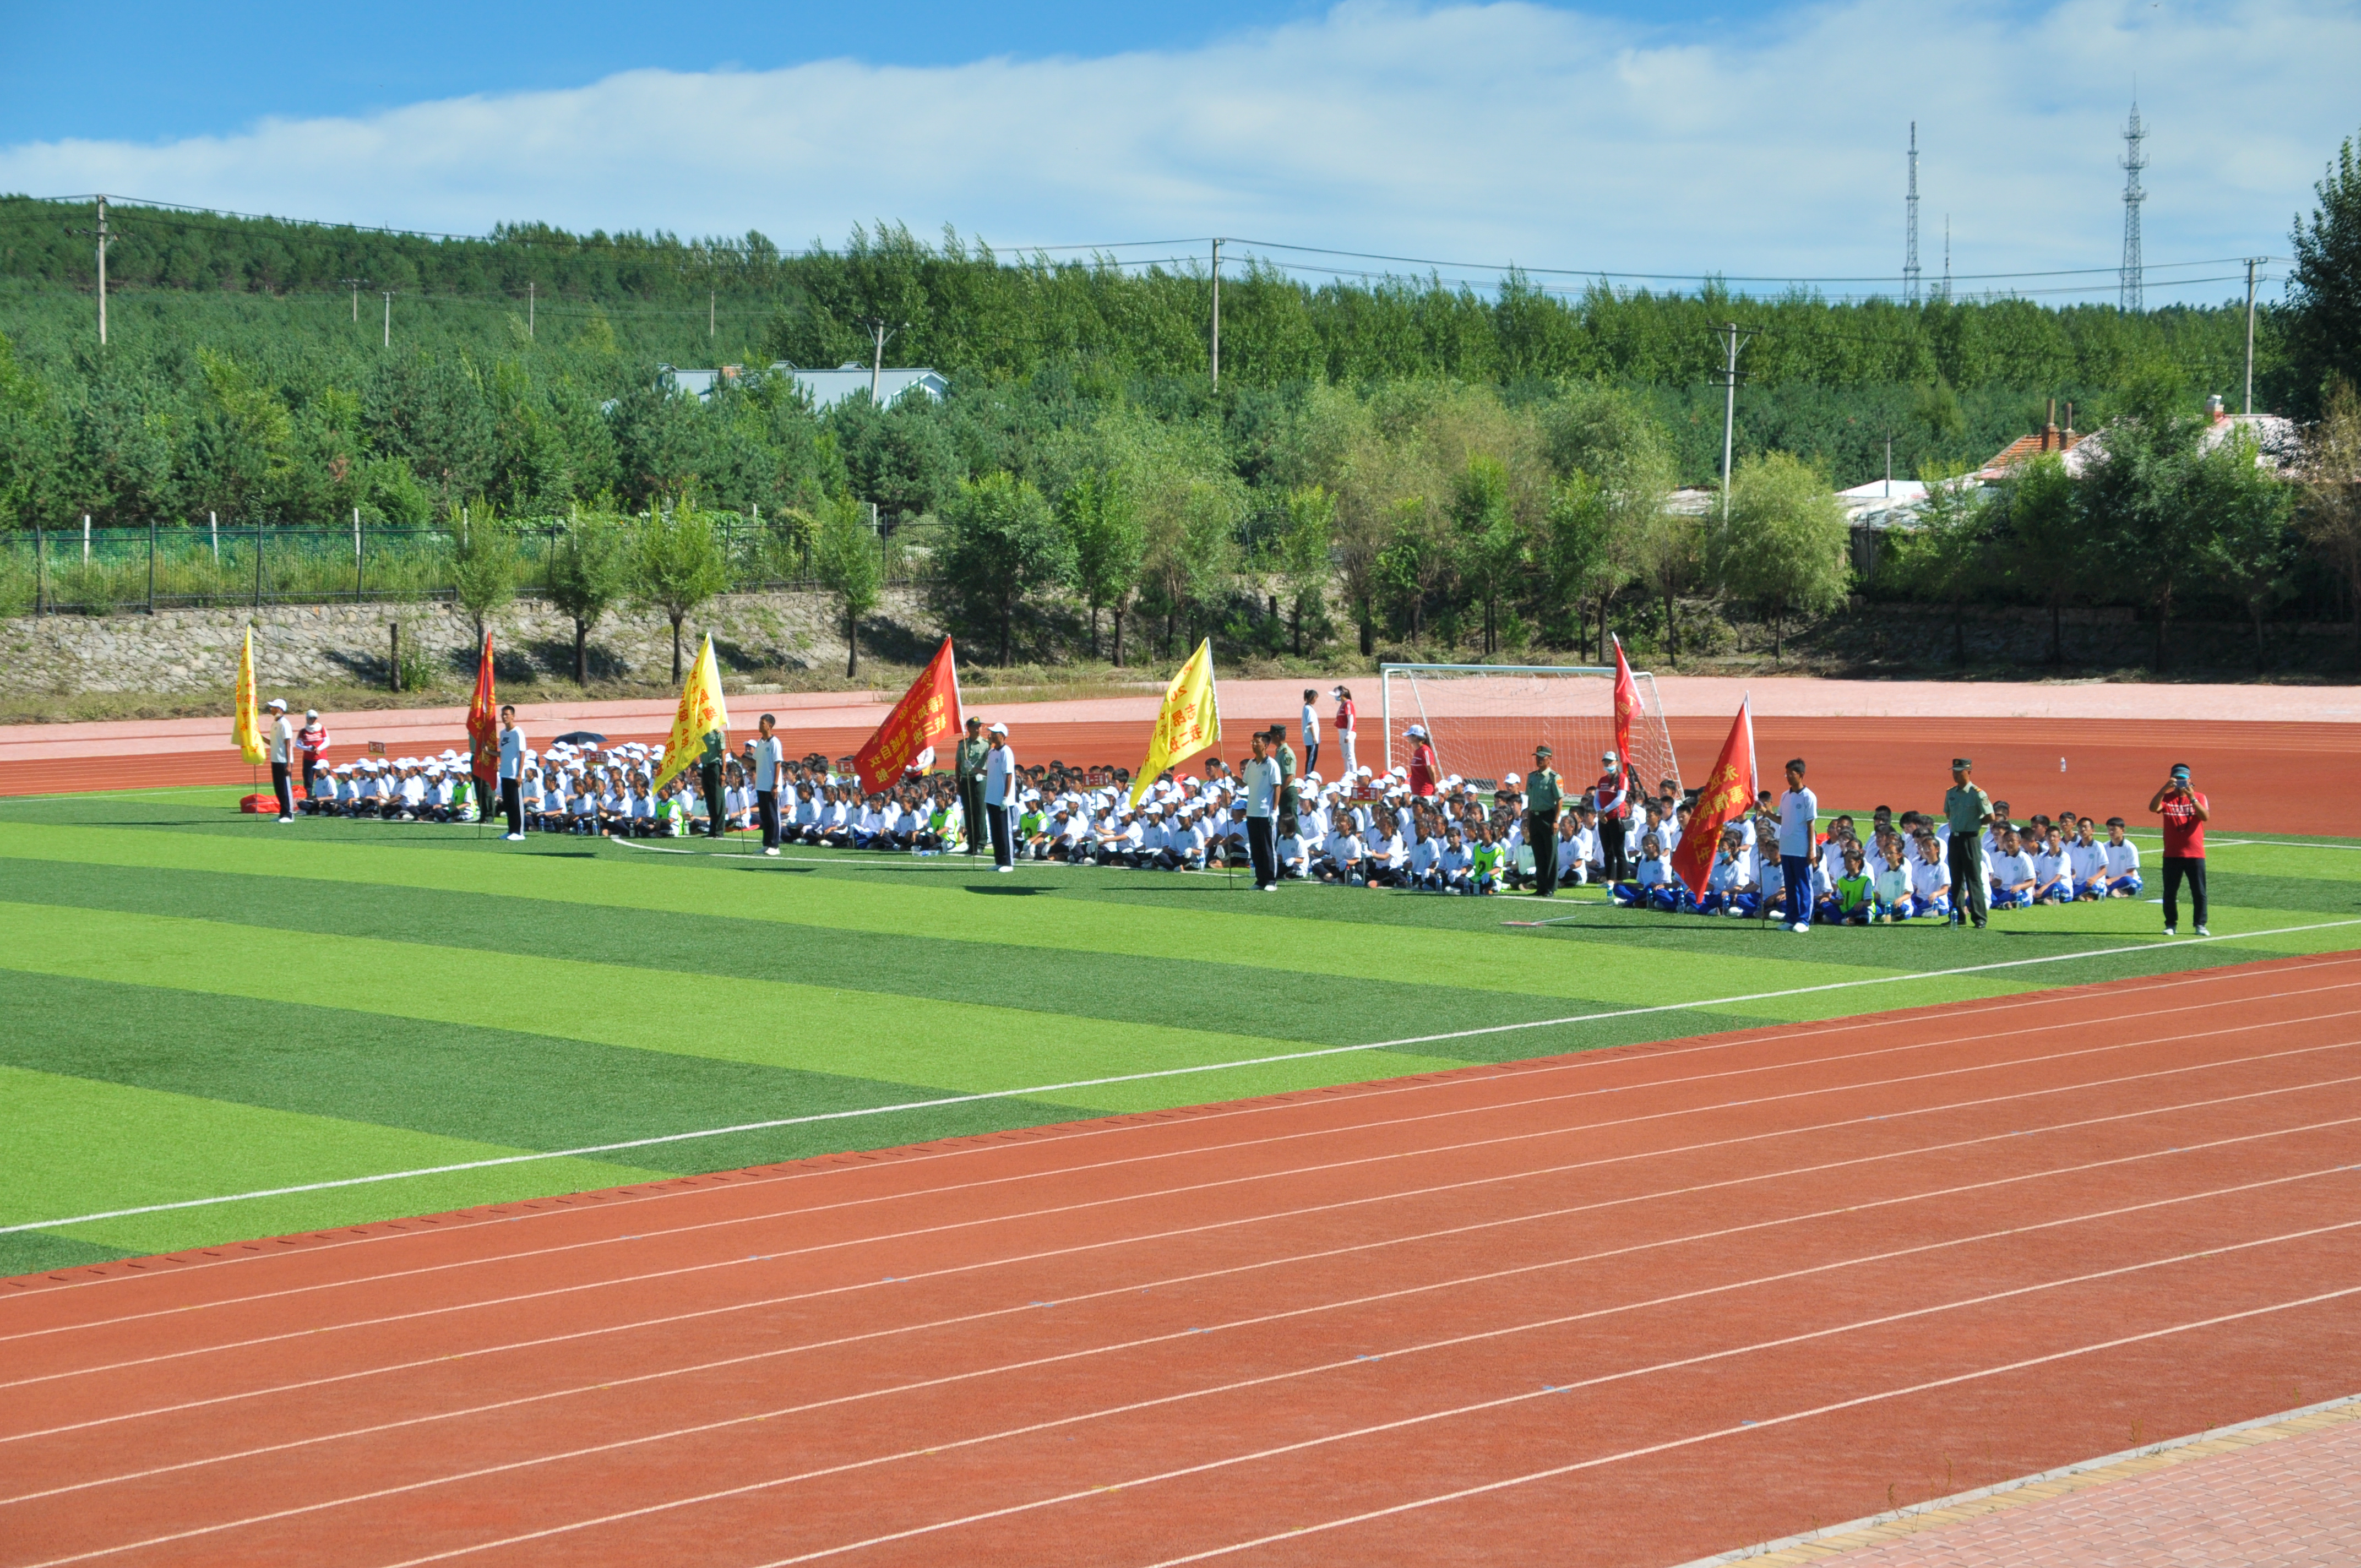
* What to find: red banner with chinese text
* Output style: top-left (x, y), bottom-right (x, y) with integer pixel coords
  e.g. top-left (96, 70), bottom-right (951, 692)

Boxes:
top-left (855, 637), bottom-right (964, 793)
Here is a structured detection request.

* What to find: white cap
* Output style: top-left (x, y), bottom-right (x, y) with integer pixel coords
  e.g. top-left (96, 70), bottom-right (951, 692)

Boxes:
top-left (304, 709), bottom-right (319, 720)
top-left (1405, 723), bottom-right (1427, 739)
top-left (988, 722), bottom-right (1009, 735)
top-left (265, 698), bottom-right (287, 711)
top-left (1504, 771), bottom-right (1522, 785)
top-left (1602, 750), bottom-right (1619, 765)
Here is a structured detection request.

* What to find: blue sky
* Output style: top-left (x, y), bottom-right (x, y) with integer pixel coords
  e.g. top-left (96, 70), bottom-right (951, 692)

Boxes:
top-left (4, 0), bottom-right (2354, 305)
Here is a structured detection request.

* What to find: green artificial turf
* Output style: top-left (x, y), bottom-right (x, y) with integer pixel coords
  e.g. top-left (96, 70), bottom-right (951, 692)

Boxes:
top-left (1, 787), bottom-right (2355, 1277)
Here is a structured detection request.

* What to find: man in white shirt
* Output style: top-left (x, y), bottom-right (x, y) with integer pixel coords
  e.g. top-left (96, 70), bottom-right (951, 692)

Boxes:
top-left (1242, 731), bottom-right (1281, 891)
top-left (750, 714), bottom-right (787, 856)
top-left (265, 699), bottom-right (297, 821)
top-left (497, 705), bottom-right (527, 839)
top-left (1777, 758), bottom-right (1819, 934)
top-left (981, 725), bottom-right (1016, 870)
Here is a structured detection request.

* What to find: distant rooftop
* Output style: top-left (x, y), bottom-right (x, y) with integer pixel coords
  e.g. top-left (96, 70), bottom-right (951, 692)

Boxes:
top-left (658, 363), bottom-right (949, 411)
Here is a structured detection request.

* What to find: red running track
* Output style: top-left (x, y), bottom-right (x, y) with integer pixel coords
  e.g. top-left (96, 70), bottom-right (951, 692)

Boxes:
top-left (4, 711), bottom-right (2358, 836)
top-left (4, 954), bottom-right (2361, 1567)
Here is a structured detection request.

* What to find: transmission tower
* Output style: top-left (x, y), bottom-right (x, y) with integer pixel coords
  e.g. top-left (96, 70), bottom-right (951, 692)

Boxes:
top-left (1904, 122), bottom-right (1921, 305)
top-left (2119, 101), bottom-right (2148, 313)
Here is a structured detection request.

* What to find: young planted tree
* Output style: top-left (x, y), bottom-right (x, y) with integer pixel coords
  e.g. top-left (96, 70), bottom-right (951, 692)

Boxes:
top-left (810, 493), bottom-right (883, 677)
top-left (1629, 508), bottom-right (1701, 666)
top-left (1057, 469), bottom-right (1144, 663)
top-left (1539, 474), bottom-right (1617, 654)
top-left (1707, 451), bottom-right (1851, 662)
top-left (1275, 485), bottom-right (1335, 657)
top-left (1450, 456), bottom-right (1524, 656)
top-left (448, 501), bottom-right (521, 644)
top-left (631, 498), bottom-right (735, 682)
top-left (935, 472), bottom-right (1074, 667)
top-left (546, 507), bottom-right (633, 684)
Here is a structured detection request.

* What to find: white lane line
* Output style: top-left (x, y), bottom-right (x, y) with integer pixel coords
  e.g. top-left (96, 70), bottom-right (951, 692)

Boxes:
top-left (1136, 1281), bottom-right (2361, 1566)
top-left (6, 1029), bottom-right (2352, 1403)
top-left (380, 1222), bottom-right (2361, 1568)
top-left (19, 957), bottom-right (2353, 1310)
top-left (12, 1117), bottom-right (2348, 1516)
top-left (10, 916), bottom-right (2357, 1240)
top-left (32, 1174), bottom-right (2357, 1568)
top-left (19, 967), bottom-right (2347, 1341)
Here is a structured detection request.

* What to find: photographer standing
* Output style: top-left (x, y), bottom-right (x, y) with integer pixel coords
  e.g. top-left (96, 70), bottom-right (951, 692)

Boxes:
top-left (2148, 764), bottom-right (2211, 937)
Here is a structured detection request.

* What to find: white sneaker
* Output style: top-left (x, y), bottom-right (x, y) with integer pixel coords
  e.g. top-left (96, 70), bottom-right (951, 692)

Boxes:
top-left (2162, 926), bottom-right (2177, 937)
top-left (997, 865), bottom-right (1013, 873)
top-left (1263, 884), bottom-right (1277, 892)
top-left (1791, 922), bottom-right (1809, 933)
top-left (2195, 924), bottom-right (2210, 937)
top-left (276, 816), bottom-right (293, 824)
top-left (503, 833), bottom-right (525, 842)
top-left (763, 847), bottom-right (780, 857)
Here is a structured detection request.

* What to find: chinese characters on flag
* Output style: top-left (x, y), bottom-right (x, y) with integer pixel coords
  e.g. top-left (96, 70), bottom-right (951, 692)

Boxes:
top-left (855, 637), bottom-right (964, 794)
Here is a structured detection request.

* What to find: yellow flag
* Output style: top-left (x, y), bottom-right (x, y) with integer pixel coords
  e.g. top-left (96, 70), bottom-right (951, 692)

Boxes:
top-left (231, 627), bottom-right (267, 764)
top-left (1129, 638), bottom-right (1221, 807)
top-left (651, 633), bottom-right (731, 794)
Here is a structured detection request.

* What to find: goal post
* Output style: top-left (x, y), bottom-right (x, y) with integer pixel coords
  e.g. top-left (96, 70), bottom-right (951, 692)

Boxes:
top-left (1380, 663), bottom-right (1682, 798)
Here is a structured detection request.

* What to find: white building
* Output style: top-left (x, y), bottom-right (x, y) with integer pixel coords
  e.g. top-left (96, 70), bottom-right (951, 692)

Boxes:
top-left (658, 362), bottom-right (949, 411)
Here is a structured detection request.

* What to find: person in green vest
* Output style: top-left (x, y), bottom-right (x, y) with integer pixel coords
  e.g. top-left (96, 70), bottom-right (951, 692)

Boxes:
top-left (954, 717), bottom-right (990, 857)
top-left (1524, 744), bottom-right (1564, 899)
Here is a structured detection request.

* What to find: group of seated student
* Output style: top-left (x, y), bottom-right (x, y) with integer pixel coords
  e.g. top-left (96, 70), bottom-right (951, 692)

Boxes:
top-left (303, 750), bottom-right (481, 821)
top-left (1609, 793), bottom-right (2146, 923)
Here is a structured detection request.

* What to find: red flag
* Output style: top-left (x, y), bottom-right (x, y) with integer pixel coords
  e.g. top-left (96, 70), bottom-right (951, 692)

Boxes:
top-left (466, 629), bottom-right (499, 791)
top-left (1671, 695), bottom-right (1755, 897)
top-left (853, 636), bottom-right (964, 794)
top-left (1611, 633), bottom-right (1640, 774)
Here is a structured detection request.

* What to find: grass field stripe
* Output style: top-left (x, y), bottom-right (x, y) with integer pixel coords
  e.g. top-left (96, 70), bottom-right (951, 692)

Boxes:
top-left (1136, 1277), bottom-right (2361, 1568)
top-left (18, 1113), bottom-right (2347, 1509)
top-left (15, 1039), bottom-right (2355, 1392)
top-left (19, 965), bottom-right (2348, 1347)
top-left (0, 903), bottom-right (1381, 1102)
top-left (8, 914), bottom-right (2357, 1240)
top-left (0, 823), bottom-right (1925, 1003)
top-left (566, 1226), bottom-right (2361, 1568)
top-left (36, 1159), bottom-right (2345, 1558)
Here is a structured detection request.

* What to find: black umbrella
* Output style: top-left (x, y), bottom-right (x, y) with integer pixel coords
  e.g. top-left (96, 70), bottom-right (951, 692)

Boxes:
top-left (554, 730), bottom-right (606, 746)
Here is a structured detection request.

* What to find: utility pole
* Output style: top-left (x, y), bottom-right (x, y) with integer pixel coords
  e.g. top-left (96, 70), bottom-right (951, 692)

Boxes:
top-left (67, 195), bottom-right (116, 346)
top-left (2243, 258), bottom-right (2261, 414)
top-left (382, 291), bottom-right (393, 348)
top-left (527, 280), bottom-right (535, 339)
top-left (1210, 238), bottom-right (1223, 387)
top-left (341, 277), bottom-right (369, 321)
top-left (1717, 322), bottom-right (1756, 525)
top-left (861, 318), bottom-right (900, 401)
top-left (709, 286), bottom-right (716, 340)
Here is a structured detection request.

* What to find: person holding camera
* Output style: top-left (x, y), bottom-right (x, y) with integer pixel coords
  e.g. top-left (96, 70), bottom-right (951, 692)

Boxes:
top-left (2148, 764), bottom-right (2211, 937)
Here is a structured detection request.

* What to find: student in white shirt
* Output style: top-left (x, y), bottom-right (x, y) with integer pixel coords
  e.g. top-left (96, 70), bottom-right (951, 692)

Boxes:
top-left (1299, 689), bottom-right (1321, 777)
top-left (1872, 842), bottom-right (1913, 922)
top-left (2032, 827), bottom-right (2074, 903)
top-left (1436, 829), bottom-right (1473, 894)
top-left (1989, 829), bottom-right (2037, 910)
top-left (2101, 818), bottom-right (2144, 897)
top-left (1367, 825), bottom-right (1408, 887)
top-left (1907, 834), bottom-right (1953, 919)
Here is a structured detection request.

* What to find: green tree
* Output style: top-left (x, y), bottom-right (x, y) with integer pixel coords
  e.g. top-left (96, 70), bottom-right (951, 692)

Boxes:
top-left (2194, 430), bottom-right (2301, 671)
top-left (1536, 383), bottom-right (1669, 657)
top-left (1707, 451), bottom-right (1850, 660)
top-left (2297, 378), bottom-right (2361, 664)
top-left (2287, 128), bottom-right (2361, 415)
top-left (448, 501), bottom-right (521, 643)
top-left (2077, 379), bottom-right (2210, 671)
top-left (1629, 509), bottom-right (1701, 666)
top-left (546, 507), bottom-right (633, 684)
top-left (1451, 455), bottom-right (1524, 656)
top-left (1991, 453), bottom-right (2087, 666)
top-left (1274, 485), bottom-right (1335, 658)
top-left (1896, 473), bottom-right (1995, 667)
top-left (810, 493), bottom-right (883, 677)
top-left (1538, 475), bottom-right (1617, 656)
top-left (631, 498), bottom-right (735, 682)
top-left (1057, 469), bottom-right (1144, 662)
top-left (935, 472), bottom-right (1073, 667)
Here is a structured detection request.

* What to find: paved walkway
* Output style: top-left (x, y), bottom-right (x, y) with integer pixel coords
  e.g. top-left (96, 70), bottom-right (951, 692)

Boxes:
top-left (1694, 1398), bottom-right (2361, 1566)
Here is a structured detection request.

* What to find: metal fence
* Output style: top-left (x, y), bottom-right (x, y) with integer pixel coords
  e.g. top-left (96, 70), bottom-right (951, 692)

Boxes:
top-left (2, 516), bottom-right (932, 616)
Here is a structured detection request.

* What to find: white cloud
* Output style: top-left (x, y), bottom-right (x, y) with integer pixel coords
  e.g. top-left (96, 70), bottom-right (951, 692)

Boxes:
top-left (4, 0), bottom-right (2355, 303)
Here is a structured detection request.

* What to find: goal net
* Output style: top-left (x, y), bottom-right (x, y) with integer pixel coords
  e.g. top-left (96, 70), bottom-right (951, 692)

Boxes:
top-left (1380, 663), bottom-right (1681, 799)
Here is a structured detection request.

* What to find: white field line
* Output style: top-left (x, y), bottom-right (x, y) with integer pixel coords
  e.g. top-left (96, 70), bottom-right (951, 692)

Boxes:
top-left (8, 1035), bottom-right (2354, 1396)
top-left (14, 970), bottom-right (2350, 1344)
top-left (11, 1120), bottom-right (2348, 1518)
top-left (9, 915), bottom-right (2358, 1240)
top-left (32, 1181), bottom-right (2358, 1568)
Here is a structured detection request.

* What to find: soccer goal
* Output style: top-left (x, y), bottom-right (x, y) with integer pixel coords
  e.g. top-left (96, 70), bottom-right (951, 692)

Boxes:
top-left (1380, 663), bottom-right (1681, 797)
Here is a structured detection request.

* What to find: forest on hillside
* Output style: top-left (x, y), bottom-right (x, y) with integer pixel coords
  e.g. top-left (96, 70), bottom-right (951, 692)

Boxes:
top-left (1, 144), bottom-right (2356, 674)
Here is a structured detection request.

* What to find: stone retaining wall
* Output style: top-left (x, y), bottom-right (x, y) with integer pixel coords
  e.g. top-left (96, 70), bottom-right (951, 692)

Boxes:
top-left (0, 589), bottom-right (943, 696)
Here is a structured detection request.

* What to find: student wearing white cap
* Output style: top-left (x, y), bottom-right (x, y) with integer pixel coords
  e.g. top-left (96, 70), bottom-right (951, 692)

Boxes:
top-left (296, 709), bottom-right (330, 803)
top-left (983, 722), bottom-right (1016, 871)
top-left (264, 699), bottom-right (297, 821)
top-left (1590, 750), bottom-right (1630, 883)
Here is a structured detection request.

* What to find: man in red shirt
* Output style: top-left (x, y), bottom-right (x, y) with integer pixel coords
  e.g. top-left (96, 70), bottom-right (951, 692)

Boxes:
top-left (2147, 763), bottom-right (2210, 937)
